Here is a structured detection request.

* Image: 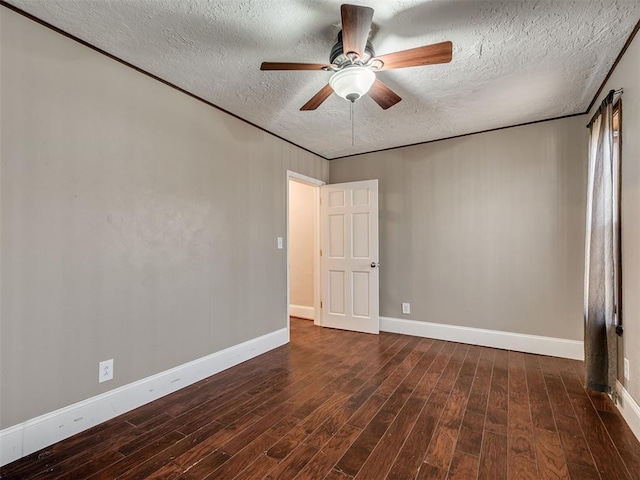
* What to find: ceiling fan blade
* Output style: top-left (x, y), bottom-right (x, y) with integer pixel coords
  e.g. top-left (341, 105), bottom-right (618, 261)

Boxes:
top-left (301, 84), bottom-right (334, 111)
top-left (341, 4), bottom-right (374, 58)
top-left (374, 41), bottom-right (453, 71)
top-left (261, 62), bottom-right (330, 71)
top-left (368, 79), bottom-right (401, 110)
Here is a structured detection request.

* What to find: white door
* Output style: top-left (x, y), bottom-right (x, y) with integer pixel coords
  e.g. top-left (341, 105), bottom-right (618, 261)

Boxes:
top-left (321, 180), bottom-right (379, 334)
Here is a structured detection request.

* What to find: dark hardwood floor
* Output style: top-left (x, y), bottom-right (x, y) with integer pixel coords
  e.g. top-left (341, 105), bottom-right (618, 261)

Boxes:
top-left (2, 318), bottom-right (639, 479)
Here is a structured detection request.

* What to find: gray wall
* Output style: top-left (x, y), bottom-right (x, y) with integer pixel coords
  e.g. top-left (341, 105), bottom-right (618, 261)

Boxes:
top-left (0, 8), bottom-right (328, 428)
top-left (588, 31), bottom-right (640, 404)
top-left (331, 116), bottom-right (588, 341)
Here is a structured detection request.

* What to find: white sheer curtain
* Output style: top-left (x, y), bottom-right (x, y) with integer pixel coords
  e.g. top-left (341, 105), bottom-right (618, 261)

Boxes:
top-left (584, 90), bottom-right (617, 393)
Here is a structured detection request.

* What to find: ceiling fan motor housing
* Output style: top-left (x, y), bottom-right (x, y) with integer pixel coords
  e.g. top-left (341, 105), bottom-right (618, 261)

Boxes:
top-left (330, 30), bottom-right (376, 65)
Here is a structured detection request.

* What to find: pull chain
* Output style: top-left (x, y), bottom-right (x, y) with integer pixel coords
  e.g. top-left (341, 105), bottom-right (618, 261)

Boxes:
top-left (350, 100), bottom-right (355, 146)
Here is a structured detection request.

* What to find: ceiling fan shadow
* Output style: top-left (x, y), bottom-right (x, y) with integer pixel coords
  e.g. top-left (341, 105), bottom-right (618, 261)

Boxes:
top-left (377, 0), bottom-right (494, 41)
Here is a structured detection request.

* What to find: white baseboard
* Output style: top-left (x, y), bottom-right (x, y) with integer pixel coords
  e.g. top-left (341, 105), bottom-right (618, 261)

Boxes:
top-left (290, 304), bottom-right (314, 320)
top-left (616, 381), bottom-right (640, 442)
top-left (0, 328), bottom-right (288, 467)
top-left (380, 317), bottom-right (584, 360)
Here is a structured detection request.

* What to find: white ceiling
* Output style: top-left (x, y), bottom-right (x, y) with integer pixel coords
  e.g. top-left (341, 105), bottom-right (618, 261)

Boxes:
top-left (6, 0), bottom-right (640, 159)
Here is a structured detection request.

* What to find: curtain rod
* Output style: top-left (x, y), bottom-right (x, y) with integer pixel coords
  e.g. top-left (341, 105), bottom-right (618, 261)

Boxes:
top-left (586, 88), bottom-right (622, 128)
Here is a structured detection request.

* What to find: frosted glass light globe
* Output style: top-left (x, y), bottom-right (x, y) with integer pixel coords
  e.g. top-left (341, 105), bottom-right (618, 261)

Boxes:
top-left (329, 66), bottom-right (376, 102)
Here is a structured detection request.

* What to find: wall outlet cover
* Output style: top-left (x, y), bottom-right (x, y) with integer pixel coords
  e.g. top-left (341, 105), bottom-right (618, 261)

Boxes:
top-left (99, 359), bottom-right (114, 383)
top-left (402, 303), bottom-right (410, 315)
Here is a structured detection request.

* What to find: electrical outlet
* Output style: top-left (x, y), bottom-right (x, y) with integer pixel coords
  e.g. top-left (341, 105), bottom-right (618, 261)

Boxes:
top-left (277, 237), bottom-right (283, 249)
top-left (402, 302), bottom-right (410, 315)
top-left (624, 358), bottom-right (630, 381)
top-left (99, 359), bottom-right (114, 383)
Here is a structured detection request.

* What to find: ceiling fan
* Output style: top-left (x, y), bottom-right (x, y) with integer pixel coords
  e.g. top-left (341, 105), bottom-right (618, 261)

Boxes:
top-left (260, 4), bottom-right (453, 111)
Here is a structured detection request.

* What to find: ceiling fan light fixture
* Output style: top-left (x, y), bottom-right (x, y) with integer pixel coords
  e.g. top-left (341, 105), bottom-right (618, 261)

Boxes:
top-left (329, 66), bottom-right (375, 102)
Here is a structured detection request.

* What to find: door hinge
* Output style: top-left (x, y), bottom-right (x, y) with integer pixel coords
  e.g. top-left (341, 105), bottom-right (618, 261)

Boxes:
top-left (320, 249), bottom-right (323, 257)
top-left (320, 301), bottom-right (323, 309)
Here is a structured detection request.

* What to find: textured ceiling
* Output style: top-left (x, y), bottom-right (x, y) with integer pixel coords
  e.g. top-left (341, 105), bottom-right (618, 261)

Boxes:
top-left (5, 0), bottom-right (640, 159)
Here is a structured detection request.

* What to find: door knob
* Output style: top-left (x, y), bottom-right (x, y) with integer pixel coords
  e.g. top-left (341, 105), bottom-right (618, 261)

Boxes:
top-left (371, 262), bottom-right (380, 268)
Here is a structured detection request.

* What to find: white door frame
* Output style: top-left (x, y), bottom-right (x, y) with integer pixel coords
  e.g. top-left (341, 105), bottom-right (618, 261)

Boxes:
top-left (286, 170), bottom-right (325, 339)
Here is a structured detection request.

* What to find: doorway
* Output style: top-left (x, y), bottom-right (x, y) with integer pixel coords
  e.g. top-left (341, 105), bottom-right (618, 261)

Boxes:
top-left (286, 172), bottom-right (381, 337)
top-left (287, 171), bottom-right (324, 332)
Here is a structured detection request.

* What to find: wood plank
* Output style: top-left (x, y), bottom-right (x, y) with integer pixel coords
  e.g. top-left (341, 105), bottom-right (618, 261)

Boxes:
top-left (84, 431), bottom-right (186, 480)
top-left (188, 432), bottom-right (279, 480)
top-left (176, 450), bottom-right (230, 478)
top-left (31, 450), bottom-right (125, 480)
top-left (385, 401), bottom-right (440, 479)
top-left (335, 384), bottom-right (414, 476)
top-left (303, 403), bottom-right (357, 449)
top-left (263, 443), bottom-right (318, 480)
top-left (617, 448), bottom-right (640, 480)
top-left (596, 409), bottom-right (640, 477)
top-left (478, 431), bottom-right (507, 480)
top-left (538, 355), bottom-right (561, 377)
top-left (507, 351), bottom-right (538, 480)
top-left (376, 348), bottom-right (426, 397)
top-left (126, 411), bottom-right (174, 429)
top-left (293, 424), bottom-right (361, 479)
top-left (586, 389), bottom-right (618, 413)
top-left (596, 409), bottom-right (640, 454)
top-left (559, 371), bottom-right (587, 397)
top-left (447, 451), bottom-right (480, 480)
top-left (570, 394), bottom-right (632, 480)
top-left (112, 421), bottom-right (229, 479)
top-left (544, 373), bottom-right (577, 418)
top-left (355, 396), bottom-right (424, 478)
top-left (566, 462), bottom-right (602, 480)
top-left (417, 463), bottom-right (448, 480)
top-left (143, 461), bottom-right (185, 479)
top-left (325, 468), bottom-right (354, 480)
top-left (230, 454), bottom-right (278, 479)
top-left (507, 405), bottom-right (538, 480)
top-left (467, 357), bottom-right (494, 415)
top-left (411, 342), bottom-right (454, 403)
top-left (485, 350), bottom-right (508, 436)
top-left (266, 391), bottom-right (350, 461)
top-left (218, 407), bottom-right (293, 457)
top-left (456, 410), bottom-right (484, 456)
top-left (425, 346), bottom-right (480, 469)
top-left (533, 427), bottom-right (570, 480)
top-left (553, 412), bottom-right (596, 469)
top-left (348, 394), bottom-right (387, 429)
top-left (436, 344), bottom-right (470, 393)
top-left (524, 354), bottom-right (557, 432)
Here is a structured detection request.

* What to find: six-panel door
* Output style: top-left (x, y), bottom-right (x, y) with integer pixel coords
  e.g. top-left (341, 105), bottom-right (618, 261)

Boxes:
top-left (321, 180), bottom-right (379, 334)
